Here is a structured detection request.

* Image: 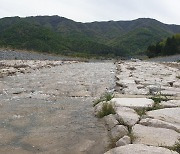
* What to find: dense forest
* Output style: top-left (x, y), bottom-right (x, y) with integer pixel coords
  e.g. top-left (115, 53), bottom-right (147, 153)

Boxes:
top-left (146, 34), bottom-right (180, 58)
top-left (0, 16), bottom-right (180, 57)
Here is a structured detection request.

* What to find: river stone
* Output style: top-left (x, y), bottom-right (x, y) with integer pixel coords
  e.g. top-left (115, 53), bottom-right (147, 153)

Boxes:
top-left (160, 100), bottom-right (180, 108)
top-left (146, 108), bottom-right (180, 125)
top-left (116, 136), bottom-right (131, 147)
top-left (132, 124), bottom-right (180, 147)
top-left (104, 114), bottom-right (119, 130)
top-left (140, 118), bottom-right (180, 132)
top-left (110, 125), bottom-right (128, 140)
top-left (116, 107), bottom-right (140, 127)
top-left (104, 144), bottom-right (179, 154)
top-left (112, 98), bottom-right (154, 109)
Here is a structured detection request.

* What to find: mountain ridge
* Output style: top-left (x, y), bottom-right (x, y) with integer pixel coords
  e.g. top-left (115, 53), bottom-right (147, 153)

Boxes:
top-left (0, 15), bottom-right (180, 57)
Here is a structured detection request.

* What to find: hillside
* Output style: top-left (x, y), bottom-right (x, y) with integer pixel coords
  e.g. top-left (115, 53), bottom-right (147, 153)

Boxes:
top-left (146, 34), bottom-right (180, 58)
top-left (0, 16), bottom-right (180, 57)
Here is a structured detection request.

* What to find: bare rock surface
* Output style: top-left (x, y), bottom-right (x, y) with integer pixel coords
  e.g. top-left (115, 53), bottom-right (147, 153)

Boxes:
top-left (104, 114), bottom-right (119, 130)
top-left (115, 107), bottom-right (140, 127)
top-left (161, 100), bottom-right (180, 108)
top-left (140, 118), bottom-right (180, 132)
top-left (115, 61), bottom-right (180, 96)
top-left (147, 108), bottom-right (180, 125)
top-left (104, 144), bottom-right (179, 154)
top-left (110, 125), bottom-right (128, 140)
top-left (116, 136), bottom-right (131, 147)
top-left (132, 124), bottom-right (180, 147)
top-left (112, 98), bottom-right (154, 109)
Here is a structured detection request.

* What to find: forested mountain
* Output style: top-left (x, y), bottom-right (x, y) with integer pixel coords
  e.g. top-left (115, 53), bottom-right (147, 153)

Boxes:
top-left (0, 15), bottom-right (180, 57)
top-left (146, 34), bottom-right (180, 58)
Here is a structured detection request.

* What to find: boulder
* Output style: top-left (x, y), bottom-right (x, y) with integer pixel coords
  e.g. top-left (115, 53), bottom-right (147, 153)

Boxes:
top-left (132, 124), bottom-right (180, 147)
top-left (104, 144), bottom-right (178, 154)
top-left (104, 114), bottom-right (119, 130)
top-left (116, 136), bottom-right (131, 147)
top-left (160, 100), bottom-right (180, 108)
top-left (110, 125), bottom-right (128, 140)
top-left (112, 98), bottom-right (154, 109)
top-left (115, 107), bottom-right (140, 127)
top-left (140, 118), bottom-right (180, 132)
top-left (146, 108), bottom-right (180, 125)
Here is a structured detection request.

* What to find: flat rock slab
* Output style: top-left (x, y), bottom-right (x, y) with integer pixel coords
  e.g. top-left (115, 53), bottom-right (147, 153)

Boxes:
top-left (161, 100), bottom-right (180, 108)
top-left (132, 124), bottom-right (180, 147)
top-left (112, 98), bottom-right (154, 109)
top-left (147, 108), bottom-right (180, 125)
top-left (104, 144), bottom-right (178, 154)
top-left (140, 118), bottom-right (180, 133)
top-left (116, 107), bottom-right (140, 127)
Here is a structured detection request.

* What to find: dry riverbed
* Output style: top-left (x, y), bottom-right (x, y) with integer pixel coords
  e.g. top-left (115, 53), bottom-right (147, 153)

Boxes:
top-left (1, 59), bottom-right (180, 154)
top-left (0, 60), bottom-right (115, 154)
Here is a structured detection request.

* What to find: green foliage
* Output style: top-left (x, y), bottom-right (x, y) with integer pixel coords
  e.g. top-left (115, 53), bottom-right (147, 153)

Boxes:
top-left (0, 16), bottom-right (180, 57)
top-left (165, 139), bottom-right (180, 153)
top-left (146, 34), bottom-right (180, 58)
top-left (93, 92), bottom-right (114, 107)
top-left (97, 103), bottom-right (115, 118)
top-left (135, 108), bottom-right (147, 116)
top-left (149, 95), bottom-right (169, 110)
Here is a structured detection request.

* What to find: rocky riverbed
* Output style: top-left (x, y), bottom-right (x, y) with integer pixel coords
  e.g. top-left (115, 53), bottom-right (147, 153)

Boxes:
top-left (1, 58), bottom-right (180, 154)
top-left (94, 61), bottom-right (180, 154)
top-left (0, 60), bottom-right (115, 154)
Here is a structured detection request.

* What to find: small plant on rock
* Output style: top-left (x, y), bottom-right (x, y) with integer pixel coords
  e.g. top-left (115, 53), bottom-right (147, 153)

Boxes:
top-left (164, 139), bottom-right (180, 153)
top-left (104, 92), bottom-right (114, 102)
top-left (93, 92), bottom-right (114, 107)
top-left (171, 140), bottom-right (180, 153)
top-left (135, 108), bottom-right (147, 116)
top-left (97, 103), bottom-right (115, 118)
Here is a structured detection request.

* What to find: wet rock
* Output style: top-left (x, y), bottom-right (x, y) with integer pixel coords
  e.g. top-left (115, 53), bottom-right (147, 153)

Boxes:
top-left (116, 136), bottom-right (131, 147)
top-left (140, 118), bottom-right (180, 132)
top-left (110, 125), bottom-right (128, 140)
top-left (104, 114), bottom-right (119, 130)
top-left (112, 98), bottom-right (154, 109)
top-left (104, 144), bottom-right (178, 154)
top-left (132, 124), bottom-right (180, 147)
top-left (115, 107), bottom-right (140, 127)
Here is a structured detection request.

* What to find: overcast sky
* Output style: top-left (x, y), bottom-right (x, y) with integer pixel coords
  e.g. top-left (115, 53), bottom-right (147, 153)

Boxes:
top-left (0, 0), bottom-right (180, 24)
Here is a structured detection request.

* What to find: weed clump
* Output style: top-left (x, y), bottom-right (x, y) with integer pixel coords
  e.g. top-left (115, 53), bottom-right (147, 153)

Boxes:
top-left (164, 139), bottom-right (180, 153)
top-left (93, 92), bottom-right (114, 107)
top-left (97, 103), bottom-right (115, 118)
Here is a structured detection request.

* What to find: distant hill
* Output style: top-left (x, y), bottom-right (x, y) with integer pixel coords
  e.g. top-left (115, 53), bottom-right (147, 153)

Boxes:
top-left (146, 34), bottom-right (180, 58)
top-left (0, 15), bottom-right (180, 57)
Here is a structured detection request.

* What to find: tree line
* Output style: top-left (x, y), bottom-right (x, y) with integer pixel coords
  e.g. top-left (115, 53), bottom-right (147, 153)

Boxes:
top-left (146, 34), bottom-right (180, 58)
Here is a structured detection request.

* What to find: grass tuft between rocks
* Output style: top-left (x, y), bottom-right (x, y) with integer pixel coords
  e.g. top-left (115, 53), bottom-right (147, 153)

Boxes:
top-left (163, 139), bottom-right (180, 153)
top-left (97, 103), bottom-right (115, 118)
top-left (93, 92), bottom-right (114, 106)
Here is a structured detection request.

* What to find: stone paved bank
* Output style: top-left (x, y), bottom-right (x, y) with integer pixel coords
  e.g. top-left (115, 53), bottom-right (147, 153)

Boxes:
top-left (94, 61), bottom-right (180, 154)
